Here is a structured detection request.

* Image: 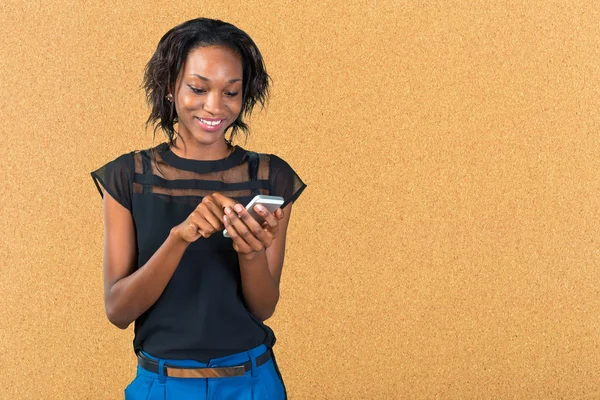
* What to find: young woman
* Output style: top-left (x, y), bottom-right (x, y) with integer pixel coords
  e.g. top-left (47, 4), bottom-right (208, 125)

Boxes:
top-left (90, 18), bottom-right (306, 399)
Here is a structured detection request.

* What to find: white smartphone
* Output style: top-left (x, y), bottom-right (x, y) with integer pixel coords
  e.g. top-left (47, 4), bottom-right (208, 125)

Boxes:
top-left (223, 195), bottom-right (285, 238)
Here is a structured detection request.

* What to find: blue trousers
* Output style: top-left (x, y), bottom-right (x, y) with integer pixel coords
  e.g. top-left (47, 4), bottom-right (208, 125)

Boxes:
top-left (124, 344), bottom-right (286, 399)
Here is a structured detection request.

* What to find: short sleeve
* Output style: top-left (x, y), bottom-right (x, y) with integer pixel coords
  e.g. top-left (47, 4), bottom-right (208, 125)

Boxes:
top-left (269, 154), bottom-right (307, 209)
top-left (90, 152), bottom-right (134, 213)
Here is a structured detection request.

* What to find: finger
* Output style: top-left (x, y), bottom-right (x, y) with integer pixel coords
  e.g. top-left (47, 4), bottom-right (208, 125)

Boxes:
top-left (253, 204), bottom-right (278, 230)
top-left (191, 217), bottom-right (215, 238)
top-left (225, 205), bottom-right (266, 251)
top-left (201, 194), bottom-right (215, 205)
top-left (223, 213), bottom-right (253, 253)
top-left (235, 204), bottom-right (275, 249)
top-left (199, 201), bottom-right (225, 230)
top-left (274, 208), bottom-right (284, 220)
top-left (211, 192), bottom-right (237, 210)
top-left (228, 205), bottom-right (266, 250)
top-left (199, 195), bottom-right (223, 229)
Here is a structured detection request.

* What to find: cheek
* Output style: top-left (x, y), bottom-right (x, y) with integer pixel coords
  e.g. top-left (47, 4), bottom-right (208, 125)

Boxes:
top-left (229, 99), bottom-right (243, 116)
top-left (180, 93), bottom-right (199, 110)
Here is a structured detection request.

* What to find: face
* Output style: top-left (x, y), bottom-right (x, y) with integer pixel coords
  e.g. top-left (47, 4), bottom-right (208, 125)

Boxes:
top-left (172, 45), bottom-right (243, 147)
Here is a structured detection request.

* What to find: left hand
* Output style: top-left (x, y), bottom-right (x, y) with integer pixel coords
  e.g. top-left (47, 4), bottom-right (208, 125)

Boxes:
top-left (213, 195), bottom-right (284, 256)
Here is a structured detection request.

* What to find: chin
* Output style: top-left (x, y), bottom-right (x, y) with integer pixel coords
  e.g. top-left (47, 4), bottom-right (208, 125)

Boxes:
top-left (193, 132), bottom-right (225, 144)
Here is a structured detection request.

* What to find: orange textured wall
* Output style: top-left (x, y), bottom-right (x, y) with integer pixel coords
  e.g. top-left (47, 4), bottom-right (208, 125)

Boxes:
top-left (1, 1), bottom-right (599, 399)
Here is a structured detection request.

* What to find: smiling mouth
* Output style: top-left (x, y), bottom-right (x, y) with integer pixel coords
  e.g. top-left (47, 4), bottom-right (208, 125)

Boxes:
top-left (195, 117), bottom-right (227, 131)
top-left (197, 118), bottom-right (224, 126)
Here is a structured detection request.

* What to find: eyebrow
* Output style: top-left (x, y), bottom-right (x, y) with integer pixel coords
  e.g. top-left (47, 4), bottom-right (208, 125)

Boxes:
top-left (191, 74), bottom-right (242, 83)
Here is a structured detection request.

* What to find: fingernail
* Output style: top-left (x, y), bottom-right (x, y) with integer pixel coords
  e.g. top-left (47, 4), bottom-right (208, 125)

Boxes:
top-left (234, 204), bottom-right (243, 213)
top-left (225, 206), bottom-right (232, 214)
top-left (256, 205), bottom-right (265, 212)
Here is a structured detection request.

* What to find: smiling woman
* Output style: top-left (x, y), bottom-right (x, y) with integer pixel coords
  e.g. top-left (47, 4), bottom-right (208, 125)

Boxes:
top-left (143, 18), bottom-right (270, 160)
top-left (90, 18), bottom-right (306, 400)
top-left (172, 46), bottom-right (243, 151)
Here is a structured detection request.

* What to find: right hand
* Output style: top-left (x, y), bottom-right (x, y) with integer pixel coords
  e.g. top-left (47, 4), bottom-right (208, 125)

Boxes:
top-left (171, 194), bottom-right (227, 243)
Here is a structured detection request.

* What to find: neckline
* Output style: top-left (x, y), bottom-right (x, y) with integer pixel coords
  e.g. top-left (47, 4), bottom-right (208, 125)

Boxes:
top-left (156, 142), bottom-right (247, 173)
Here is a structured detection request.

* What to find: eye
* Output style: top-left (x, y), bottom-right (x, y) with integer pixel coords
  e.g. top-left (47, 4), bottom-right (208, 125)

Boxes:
top-left (188, 85), bottom-right (206, 94)
top-left (226, 92), bottom-right (239, 97)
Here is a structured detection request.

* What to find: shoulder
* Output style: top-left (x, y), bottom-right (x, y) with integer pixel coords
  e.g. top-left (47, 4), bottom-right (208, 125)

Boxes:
top-left (246, 149), bottom-right (305, 189)
top-left (125, 143), bottom-right (167, 168)
top-left (249, 150), bottom-right (306, 208)
top-left (113, 151), bottom-right (136, 163)
top-left (103, 145), bottom-right (149, 164)
top-left (247, 149), bottom-right (291, 168)
top-left (243, 150), bottom-right (295, 179)
top-left (106, 151), bottom-right (136, 174)
top-left (92, 149), bottom-right (136, 175)
top-left (133, 143), bottom-right (165, 158)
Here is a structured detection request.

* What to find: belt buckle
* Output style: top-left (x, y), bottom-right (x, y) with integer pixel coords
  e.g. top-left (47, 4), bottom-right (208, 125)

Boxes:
top-left (166, 365), bottom-right (246, 378)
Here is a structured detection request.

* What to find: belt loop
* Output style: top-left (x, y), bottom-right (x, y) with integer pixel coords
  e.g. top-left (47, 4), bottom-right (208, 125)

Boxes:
top-left (249, 351), bottom-right (258, 377)
top-left (158, 360), bottom-right (166, 383)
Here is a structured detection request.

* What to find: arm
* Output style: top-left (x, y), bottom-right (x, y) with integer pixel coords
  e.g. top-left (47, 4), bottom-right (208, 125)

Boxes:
top-left (102, 191), bottom-right (190, 329)
top-left (236, 202), bottom-right (293, 321)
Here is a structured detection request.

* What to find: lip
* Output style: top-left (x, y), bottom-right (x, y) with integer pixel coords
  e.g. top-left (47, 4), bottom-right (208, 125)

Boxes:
top-left (196, 117), bottom-right (225, 132)
top-left (197, 117), bottom-right (224, 121)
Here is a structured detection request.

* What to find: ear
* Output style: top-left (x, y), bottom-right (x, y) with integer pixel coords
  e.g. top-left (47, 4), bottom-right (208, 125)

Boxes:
top-left (167, 84), bottom-right (176, 99)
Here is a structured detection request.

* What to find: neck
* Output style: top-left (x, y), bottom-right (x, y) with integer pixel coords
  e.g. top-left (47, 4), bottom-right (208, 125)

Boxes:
top-left (170, 138), bottom-right (233, 161)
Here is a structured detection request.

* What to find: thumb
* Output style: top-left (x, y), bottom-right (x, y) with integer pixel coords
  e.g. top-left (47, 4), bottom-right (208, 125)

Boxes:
top-left (275, 208), bottom-right (284, 219)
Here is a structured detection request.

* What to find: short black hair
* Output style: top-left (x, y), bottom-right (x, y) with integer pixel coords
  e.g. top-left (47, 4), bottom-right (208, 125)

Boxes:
top-left (143, 18), bottom-right (271, 146)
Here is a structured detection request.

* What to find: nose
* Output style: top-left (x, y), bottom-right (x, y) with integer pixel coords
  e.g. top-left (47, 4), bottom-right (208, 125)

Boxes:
top-left (203, 91), bottom-right (225, 115)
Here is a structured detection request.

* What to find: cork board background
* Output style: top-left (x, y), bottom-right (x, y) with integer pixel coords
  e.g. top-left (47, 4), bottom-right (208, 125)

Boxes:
top-left (1, 1), bottom-right (599, 399)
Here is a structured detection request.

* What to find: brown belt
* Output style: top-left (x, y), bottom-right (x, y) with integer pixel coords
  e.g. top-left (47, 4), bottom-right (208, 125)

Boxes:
top-left (137, 349), bottom-right (272, 378)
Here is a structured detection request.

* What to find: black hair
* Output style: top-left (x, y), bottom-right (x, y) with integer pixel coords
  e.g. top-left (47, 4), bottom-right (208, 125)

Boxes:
top-left (143, 18), bottom-right (271, 147)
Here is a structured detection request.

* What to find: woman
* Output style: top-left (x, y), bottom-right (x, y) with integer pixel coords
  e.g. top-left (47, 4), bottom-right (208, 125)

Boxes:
top-left (90, 18), bottom-right (306, 399)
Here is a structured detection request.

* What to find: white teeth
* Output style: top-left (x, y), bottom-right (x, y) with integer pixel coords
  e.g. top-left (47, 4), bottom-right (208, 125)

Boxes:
top-left (199, 118), bottom-right (222, 126)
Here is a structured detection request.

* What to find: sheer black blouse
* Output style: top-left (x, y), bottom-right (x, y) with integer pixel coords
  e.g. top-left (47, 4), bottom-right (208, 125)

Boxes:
top-left (90, 142), bottom-right (306, 361)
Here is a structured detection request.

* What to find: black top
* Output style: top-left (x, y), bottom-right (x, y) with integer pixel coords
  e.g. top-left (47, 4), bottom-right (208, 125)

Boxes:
top-left (90, 142), bottom-right (307, 361)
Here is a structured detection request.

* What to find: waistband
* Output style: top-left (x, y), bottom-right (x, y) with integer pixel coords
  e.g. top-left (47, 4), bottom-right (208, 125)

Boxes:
top-left (137, 344), bottom-right (271, 380)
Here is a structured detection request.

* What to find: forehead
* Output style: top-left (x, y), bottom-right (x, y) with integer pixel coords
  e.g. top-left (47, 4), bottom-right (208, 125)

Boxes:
top-left (181, 46), bottom-right (243, 81)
